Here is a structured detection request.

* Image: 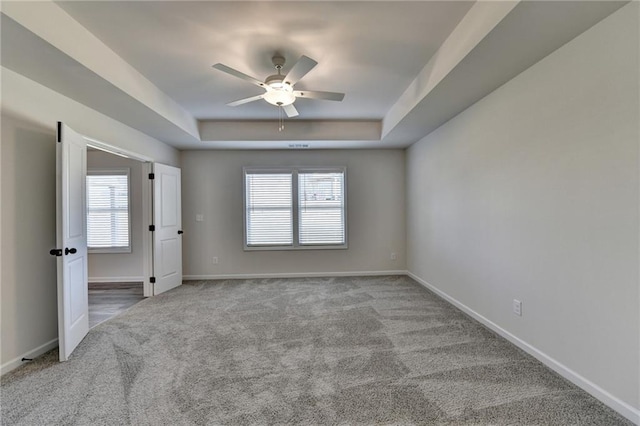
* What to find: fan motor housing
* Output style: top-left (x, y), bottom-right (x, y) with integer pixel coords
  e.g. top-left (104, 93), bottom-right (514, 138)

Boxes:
top-left (265, 74), bottom-right (288, 88)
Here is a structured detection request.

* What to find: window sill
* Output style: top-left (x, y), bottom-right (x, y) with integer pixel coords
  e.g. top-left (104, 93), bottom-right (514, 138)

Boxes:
top-left (244, 244), bottom-right (348, 252)
top-left (88, 247), bottom-right (132, 254)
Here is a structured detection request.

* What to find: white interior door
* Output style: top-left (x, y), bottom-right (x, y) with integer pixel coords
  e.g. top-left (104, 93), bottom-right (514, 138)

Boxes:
top-left (56, 122), bottom-right (89, 361)
top-left (153, 163), bottom-right (183, 295)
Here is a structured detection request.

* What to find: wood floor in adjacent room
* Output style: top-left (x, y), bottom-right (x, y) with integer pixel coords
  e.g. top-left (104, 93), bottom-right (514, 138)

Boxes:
top-left (88, 282), bottom-right (144, 328)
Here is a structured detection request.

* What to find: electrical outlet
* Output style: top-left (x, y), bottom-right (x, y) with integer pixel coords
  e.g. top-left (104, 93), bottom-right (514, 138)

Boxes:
top-left (212, 257), bottom-right (219, 265)
top-left (390, 252), bottom-right (397, 260)
top-left (513, 299), bottom-right (522, 316)
top-left (196, 214), bottom-right (204, 222)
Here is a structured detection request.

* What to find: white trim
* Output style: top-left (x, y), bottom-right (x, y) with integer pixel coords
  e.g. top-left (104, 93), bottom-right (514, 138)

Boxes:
top-left (86, 137), bottom-right (153, 163)
top-left (183, 270), bottom-right (408, 281)
top-left (406, 271), bottom-right (640, 425)
top-left (1, 338), bottom-right (59, 376)
top-left (88, 276), bottom-right (145, 283)
top-left (142, 162), bottom-right (153, 298)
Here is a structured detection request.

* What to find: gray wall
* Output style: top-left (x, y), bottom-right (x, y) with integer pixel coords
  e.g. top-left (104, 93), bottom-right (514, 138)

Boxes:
top-left (406, 3), bottom-right (638, 411)
top-left (1, 69), bottom-right (179, 371)
top-left (86, 150), bottom-right (145, 282)
top-left (181, 150), bottom-right (406, 277)
top-left (1, 114), bottom-right (58, 370)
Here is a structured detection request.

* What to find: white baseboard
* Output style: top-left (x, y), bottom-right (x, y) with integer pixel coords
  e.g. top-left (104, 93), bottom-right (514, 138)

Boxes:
top-left (1, 338), bottom-right (58, 376)
top-left (88, 276), bottom-right (144, 283)
top-left (183, 270), bottom-right (408, 281)
top-left (406, 271), bottom-right (640, 425)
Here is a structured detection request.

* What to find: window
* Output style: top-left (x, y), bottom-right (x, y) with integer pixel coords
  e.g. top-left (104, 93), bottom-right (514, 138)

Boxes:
top-left (298, 172), bottom-right (345, 245)
top-left (86, 169), bottom-right (131, 253)
top-left (245, 172), bottom-right (293, 246)
top-left (244, 167), bottom-right (347, 250)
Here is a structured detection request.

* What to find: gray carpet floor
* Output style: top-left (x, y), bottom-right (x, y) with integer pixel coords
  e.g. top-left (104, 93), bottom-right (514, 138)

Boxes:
top-left (1, 276), bottom-right (632, 425)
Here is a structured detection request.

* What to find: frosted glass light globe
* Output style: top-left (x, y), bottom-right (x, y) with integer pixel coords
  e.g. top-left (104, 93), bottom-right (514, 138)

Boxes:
top-left (263, 83), bottom-right (295, 106)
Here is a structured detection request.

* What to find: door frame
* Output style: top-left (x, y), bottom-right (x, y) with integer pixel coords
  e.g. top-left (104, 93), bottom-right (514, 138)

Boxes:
top-left (151, 163), bottom-right (183, 295)
top-left (84, 137), bottom-right (155, 297)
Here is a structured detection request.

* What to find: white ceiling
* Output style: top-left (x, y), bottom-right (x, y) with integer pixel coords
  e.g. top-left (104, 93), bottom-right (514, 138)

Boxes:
top-left (56, 1), bottom-right (474, 121)
top-left (0, 1), bottom-right (628, 150)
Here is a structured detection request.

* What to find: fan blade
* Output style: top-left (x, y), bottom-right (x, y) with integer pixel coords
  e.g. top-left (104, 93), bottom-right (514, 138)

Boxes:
top-left (212, 63), bottom-right (266, 88)
top-left (283, 55), bottom-right (318, 86)
top-left (294, 90), bottom-right (345, 101)
top-left (227, 94), bottom-right (264, 107)
top-left (282, 104), bottom-right (299, 118)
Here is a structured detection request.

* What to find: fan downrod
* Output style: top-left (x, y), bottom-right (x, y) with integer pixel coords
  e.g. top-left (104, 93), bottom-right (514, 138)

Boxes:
top-left (272, 55), bottom-right (286, 70)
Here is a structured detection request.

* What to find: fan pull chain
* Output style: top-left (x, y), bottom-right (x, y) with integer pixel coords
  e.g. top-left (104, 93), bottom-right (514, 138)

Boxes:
top-left (278, 105), bottom-right (284, 132)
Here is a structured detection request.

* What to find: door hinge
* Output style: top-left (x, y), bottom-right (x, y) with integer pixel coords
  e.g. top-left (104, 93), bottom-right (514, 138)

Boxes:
top-left (150, 276), bottom-right (156, 283)
top-left (148, 173), bottom-right (155, 180)
top-left (56, 122), bottom-right (62, 143)
top-left (149, 225), bottom-right (155, 232)
top-left (49, 248), bottom-right (63, 257)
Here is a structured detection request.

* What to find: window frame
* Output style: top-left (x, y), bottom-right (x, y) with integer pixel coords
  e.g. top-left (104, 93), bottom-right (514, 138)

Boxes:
top-left (86, 168), bottom-right (132, 254)
top-left (243, 166), bottom-right (348, 251)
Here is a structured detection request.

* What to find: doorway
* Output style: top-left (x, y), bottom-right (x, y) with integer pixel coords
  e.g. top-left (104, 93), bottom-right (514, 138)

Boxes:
top-left (56, 123), bottom-right (182, 360)
top-left (86, 147), bottom-right (147, 327)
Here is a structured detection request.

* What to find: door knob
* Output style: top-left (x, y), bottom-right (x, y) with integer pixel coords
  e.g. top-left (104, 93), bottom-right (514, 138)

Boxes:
top-left (178, 230), bottom-right (184, 235)
top-left (65, 247), bottom-right (77, 255)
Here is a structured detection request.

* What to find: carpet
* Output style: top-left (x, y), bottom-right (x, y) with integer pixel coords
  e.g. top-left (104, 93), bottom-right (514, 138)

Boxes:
top-left (1, 276), bottom-right (632, 425)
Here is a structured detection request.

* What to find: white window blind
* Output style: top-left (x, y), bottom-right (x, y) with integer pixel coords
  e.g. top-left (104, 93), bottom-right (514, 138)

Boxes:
top-left (87, 171), bottom-right (130, 251)
top-left (244, 167), bottom-right (347, 250)
top-left (245, 172), bottom-right (293, 246)
top-left (298, 172), bottom-right (345, 245)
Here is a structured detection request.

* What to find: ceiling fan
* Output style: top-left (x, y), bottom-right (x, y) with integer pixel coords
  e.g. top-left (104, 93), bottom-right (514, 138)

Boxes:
top-left (212, 55), bottom-right (345, 118)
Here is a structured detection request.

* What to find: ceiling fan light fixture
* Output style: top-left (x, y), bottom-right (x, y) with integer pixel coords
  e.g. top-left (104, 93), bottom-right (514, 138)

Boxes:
top-left (214, 54), bottom-right (344, 114)
top-left (263, 84), bottom-right (295, 106)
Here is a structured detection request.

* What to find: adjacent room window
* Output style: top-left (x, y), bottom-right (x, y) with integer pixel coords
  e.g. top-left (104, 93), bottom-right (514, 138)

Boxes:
top-left (86, 169), bottom-right (131, 253)
top-left (244, 167), bottom-right (347, 250)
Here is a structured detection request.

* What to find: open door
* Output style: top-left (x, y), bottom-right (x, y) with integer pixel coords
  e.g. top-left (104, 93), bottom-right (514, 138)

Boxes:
top-left (55, 122), bottom-right (89, 361)
top-left (152, 163), bottom-right (183, 295)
